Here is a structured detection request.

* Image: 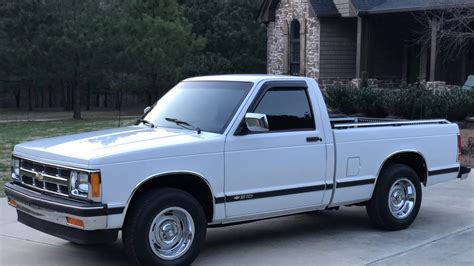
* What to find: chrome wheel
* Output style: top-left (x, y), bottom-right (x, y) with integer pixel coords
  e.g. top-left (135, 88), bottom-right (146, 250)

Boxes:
top-left (148, 207), bottom-right (195, 260)
top-left (388, 178), bottom-right (416, 219)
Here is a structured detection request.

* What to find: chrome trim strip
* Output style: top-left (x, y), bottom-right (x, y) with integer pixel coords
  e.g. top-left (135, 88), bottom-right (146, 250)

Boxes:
top-left (14, 155), bottom-right (100, 173)
top-left (20, 168), bottom-right (69, 186)
top-left (333, 119), bottom-right (449, 129)
top-left (21, 168), bottom-right (68, 182)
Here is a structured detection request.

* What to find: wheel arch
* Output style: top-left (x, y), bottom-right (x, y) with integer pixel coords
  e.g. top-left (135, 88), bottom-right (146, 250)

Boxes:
top-left (122, 171), bottom-right (216, 226)
top-left (375, 150), bottom-right (428, 188)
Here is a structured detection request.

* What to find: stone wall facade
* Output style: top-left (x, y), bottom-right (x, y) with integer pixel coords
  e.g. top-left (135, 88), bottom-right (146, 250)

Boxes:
top-left (318, 78), bottom-right (353, 89)
top-left (267, 0), bottom-right (320, 79)
top-left (266, 0), bottom-right (407, 89)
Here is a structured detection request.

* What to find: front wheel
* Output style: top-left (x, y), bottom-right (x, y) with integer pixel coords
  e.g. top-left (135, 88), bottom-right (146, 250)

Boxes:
top-left (366, 164), bottom-right (422, 231)
top-left (123, 188), bottom-right (207, 265)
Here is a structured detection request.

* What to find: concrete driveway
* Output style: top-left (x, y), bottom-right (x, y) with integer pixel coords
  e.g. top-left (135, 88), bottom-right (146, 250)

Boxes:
top-left (1, 173), bottom-right (473, 265)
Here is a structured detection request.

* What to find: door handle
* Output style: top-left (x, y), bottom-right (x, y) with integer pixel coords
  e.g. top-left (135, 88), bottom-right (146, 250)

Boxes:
top-left (306, 136), bottom-right (322, 142)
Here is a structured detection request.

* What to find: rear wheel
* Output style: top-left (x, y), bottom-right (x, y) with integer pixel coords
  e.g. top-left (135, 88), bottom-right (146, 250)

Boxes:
top-left (366, 164), bottom-right (422, 230)
top-left (123, 188), bottom-right (206, 265)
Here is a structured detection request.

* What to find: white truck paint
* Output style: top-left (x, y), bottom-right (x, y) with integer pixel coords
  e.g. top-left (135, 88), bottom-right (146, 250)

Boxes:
top-left (5, 75), bottom-right (470, 265)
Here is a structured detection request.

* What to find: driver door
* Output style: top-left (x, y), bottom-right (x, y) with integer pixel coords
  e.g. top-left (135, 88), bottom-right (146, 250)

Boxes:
top-left (224, 81), bottom-right (327, 218)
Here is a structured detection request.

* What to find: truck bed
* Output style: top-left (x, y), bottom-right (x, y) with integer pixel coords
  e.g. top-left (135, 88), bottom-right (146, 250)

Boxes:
top-left (328, 117), bottom-right (459, 206)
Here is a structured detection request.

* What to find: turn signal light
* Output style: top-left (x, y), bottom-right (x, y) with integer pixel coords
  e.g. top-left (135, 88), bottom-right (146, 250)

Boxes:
top-left (90, 172), bottom-right (101, 199)
top-left (67, 217), bottom-right (84, 228)
top-left (7, 198), bottom-right (17, 207)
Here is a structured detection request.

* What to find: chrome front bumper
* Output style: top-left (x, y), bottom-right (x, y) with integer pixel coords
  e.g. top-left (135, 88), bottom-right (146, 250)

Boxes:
top-left (14, 198), bottom-right (108, 230)
top-left (4, 182), bottom-right (121, 244)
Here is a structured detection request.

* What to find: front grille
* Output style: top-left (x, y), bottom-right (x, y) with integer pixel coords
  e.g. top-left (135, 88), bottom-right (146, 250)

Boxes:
top-left (19, 158), bottom-right (70, 197)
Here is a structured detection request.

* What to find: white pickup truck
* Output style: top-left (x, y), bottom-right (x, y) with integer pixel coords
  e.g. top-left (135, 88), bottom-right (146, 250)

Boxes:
top-left (4, 75), bottom-right (471, 265)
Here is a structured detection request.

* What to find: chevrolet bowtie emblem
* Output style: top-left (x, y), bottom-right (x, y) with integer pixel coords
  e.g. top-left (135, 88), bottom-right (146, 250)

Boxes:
top-left (36, 172), bottom-right (44, 181)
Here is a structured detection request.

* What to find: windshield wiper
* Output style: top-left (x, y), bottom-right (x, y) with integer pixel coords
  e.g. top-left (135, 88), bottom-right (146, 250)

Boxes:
top-left (165, 118), bottom-right (202, 134)
top-left (135, 118), bottom-right (155, 128)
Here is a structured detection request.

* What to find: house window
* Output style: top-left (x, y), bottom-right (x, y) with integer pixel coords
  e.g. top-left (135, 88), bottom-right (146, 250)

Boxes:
top-left (289, 20), bottom-right (300, 75)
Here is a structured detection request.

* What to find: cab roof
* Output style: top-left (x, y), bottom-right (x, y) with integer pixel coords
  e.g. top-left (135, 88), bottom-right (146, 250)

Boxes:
top-left (184, 74), bottom-right (310, 83)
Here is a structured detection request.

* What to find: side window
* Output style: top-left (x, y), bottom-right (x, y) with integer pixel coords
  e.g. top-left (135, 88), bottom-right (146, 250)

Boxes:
top-left (253, 88), bottom-right (315, 131)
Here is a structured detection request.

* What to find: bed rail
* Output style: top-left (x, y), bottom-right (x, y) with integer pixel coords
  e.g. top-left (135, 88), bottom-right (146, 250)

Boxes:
top-left (332, 118), bottom-right (449, 129)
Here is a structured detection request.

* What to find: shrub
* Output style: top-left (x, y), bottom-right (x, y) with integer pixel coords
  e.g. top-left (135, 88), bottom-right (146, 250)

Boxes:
top-left (324, 85), bottom-right (474, 121)
top-left (382, 88), bottom-right (416, 118)
top-left (324, 85), bottom-right (357, 114)
top-left (435, 88), bottom-right (474, 121)
top-left (353, 87), bottom-right (388, 117)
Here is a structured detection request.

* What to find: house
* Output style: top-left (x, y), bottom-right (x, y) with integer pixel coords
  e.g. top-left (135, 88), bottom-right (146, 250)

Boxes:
top-left (257, 0), bottom-right (474, 88)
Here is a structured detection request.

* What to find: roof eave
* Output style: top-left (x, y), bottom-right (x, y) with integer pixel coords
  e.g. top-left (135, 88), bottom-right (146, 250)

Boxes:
top-left (356, 3), bottom-right (474, 16)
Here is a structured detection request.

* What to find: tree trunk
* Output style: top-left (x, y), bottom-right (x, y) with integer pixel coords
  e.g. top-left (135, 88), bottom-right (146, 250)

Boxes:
top-left (117, 89), bottom-right (123, 128)
top-left (429, 16), bottom-right (438, 81)
top-left (62, 80), bottom-right (67, 110)
top-left (146, 90), bottom-right (152, 107)
top-left (28, 87), bottom-right (32, 111)
top-left (40, 87), bottom-right (44, 108)
top-left (152, 74), bottom-right (158, 101)
top-left (73, 81), bottom-right (81, 119)
top-left (72, 52), bottom-right (81, 119)
top-left (64, 81), bottom-right (72, 111)
top-left (104, 92), bottom-right (108, 108)
top-left (86, 83), bottom-right (91, 111)
top-left (115, 91), bottom-right (119, 110)
top-left (48, 84), bottom-right (53, 108)
top-left (116, 90), bottom-right (123, 112)
top-left (14, 89), bottom-right (21, 109)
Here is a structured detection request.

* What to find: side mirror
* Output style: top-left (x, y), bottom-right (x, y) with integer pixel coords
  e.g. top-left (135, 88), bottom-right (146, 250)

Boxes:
top-left (245, 113), bottom-right (269, 132)
top-left (144, 106), bottom-right (151, 114)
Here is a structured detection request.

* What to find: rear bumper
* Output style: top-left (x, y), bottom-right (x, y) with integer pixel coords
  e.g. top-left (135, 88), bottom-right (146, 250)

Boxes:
top-left (4, 182), bottom-right (121, 244)
top-left (458, 166), bottom-right (471, 180)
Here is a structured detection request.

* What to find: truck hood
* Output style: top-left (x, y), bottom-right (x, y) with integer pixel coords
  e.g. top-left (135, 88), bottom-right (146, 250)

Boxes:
top-left (14, 126), bottom-right (223, 167)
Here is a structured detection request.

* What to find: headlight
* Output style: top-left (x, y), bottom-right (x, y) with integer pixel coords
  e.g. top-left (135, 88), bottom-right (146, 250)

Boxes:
top-left (70, 170), bottom-right (101, 202)
top-left (70, 171), bottom-right (89, 197)
top-left (11, 157), bottom-right (20, 180)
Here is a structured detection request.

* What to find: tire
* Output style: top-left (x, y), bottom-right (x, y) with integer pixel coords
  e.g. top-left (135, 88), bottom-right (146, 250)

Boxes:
top-left (123, 188), bottom-right (207, 266)
top-left (366, 164), bottom-right (422, 231)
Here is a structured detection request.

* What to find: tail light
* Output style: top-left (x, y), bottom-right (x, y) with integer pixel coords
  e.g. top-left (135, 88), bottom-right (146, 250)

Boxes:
top-left (457, 134), bottom-right (462, 162)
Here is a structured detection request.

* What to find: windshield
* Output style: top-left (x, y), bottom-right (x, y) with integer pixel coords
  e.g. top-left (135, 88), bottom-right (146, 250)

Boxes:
top-left (144, 81), bottom-right (253, 133)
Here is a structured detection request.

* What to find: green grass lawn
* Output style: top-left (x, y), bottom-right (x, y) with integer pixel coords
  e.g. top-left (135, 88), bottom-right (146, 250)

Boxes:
top-left (0, 119), bottom-right (134, 197)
